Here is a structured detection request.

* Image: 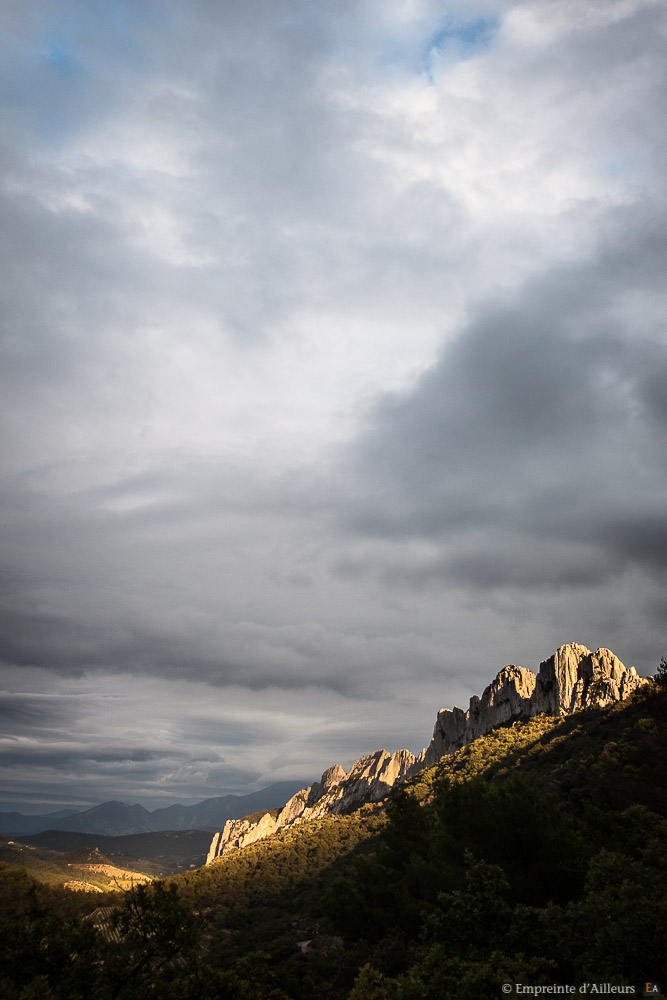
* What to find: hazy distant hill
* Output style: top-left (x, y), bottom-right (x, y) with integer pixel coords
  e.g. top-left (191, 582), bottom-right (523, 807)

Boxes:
top-left (49, 801), bottom-right (156, 836)
top-left (0, 781), bottom-right (307, 836)
top-left (0, 809), bottom-right (81, 836)
top-left (146, 783), bottom-right (310, 833)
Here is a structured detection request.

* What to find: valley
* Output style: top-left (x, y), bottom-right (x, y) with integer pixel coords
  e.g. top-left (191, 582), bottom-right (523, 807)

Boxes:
top-left (0, 829), bottom-right (213, 885)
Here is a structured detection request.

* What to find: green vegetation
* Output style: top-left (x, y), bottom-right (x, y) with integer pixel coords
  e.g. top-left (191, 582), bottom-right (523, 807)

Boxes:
top-left (326, 683), bottom-right (667, 997)
top-left (0, 839), bottom-right (153, 890)
top-left (21, 828), bottom-right (211, 875)
top-left (1, 678), bottom-right (665, 998)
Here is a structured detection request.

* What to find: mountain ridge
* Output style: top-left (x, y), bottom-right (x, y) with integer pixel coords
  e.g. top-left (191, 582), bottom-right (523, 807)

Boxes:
top-left (206, 642), bottom-right (648, 863)
top-left (0, 781), bottom-right (308, 837)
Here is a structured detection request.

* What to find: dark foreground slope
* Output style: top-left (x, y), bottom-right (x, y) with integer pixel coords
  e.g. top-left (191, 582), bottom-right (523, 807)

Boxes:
top-left (1, 681), bottom-right (665, 999)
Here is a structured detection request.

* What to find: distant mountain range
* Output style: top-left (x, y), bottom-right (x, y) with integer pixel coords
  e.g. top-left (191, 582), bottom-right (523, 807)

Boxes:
top-left (0, 781), bottom-right (307, 837)
top-left (0, 809), bottom-right (80, 837)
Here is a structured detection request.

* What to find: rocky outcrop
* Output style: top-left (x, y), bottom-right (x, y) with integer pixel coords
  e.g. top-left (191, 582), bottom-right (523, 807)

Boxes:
top-left (419, 664), bottom-right (537, 768)
top-left (419, 643), bottom-right (647, 768)
top-left (531, 643), bottom-right (644, 715)
top-left (206, 748), bottom-right (416, 862)
top-left (205, 810), bottom-right (280, 864)
top-left (206, 643), bottom-right (648, 864)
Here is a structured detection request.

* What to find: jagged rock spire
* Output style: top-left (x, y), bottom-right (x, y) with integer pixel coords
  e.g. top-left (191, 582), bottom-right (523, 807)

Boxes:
top-left (207, 748), bottom-right (416, 862)
top-left (419, 643), bottom-right (646, 769)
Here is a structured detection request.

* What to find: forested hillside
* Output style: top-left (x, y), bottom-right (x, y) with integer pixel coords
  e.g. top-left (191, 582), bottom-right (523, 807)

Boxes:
top-left (1, 678), bottom-right (665, 998)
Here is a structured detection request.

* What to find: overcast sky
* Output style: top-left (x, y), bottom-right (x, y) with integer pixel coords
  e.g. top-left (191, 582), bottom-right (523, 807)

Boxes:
top-left (1, 0), bottom-right (665, 813)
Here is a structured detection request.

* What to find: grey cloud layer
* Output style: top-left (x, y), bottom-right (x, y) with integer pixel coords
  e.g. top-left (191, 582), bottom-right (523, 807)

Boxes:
top-left (343, 215), bottom-right (667, 572)
top-left (1, 0), bottom-right (665, 807)
top-left (333, 206), bottom-right (667, 675)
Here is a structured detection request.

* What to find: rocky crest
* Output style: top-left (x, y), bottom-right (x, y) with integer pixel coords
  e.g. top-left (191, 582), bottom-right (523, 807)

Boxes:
top-left (207, 748), bottom-right (415, 863)
top-left (206, 643), bottom-right (648, 864)
top-left (419, 643), bottom-right (646, 768)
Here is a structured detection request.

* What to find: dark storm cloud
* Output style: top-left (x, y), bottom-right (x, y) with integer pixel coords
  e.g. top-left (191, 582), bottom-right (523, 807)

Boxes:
top-left (0, 586), bottom-right (366, 692)
top-left (165, 715), bottom-right (286, 750)
top-left (0, 565), bottom-right (388, 697)
top-left (338, 205), bottom-right (667, 607)
top-left (0, 692), bottom-right (74, 729)
top-left (0, 744), bottom-right (170, 769)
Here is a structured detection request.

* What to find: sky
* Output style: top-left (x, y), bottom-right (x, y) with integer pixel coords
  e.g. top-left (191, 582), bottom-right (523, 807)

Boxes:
top-left (1, 0), bottom-right (665, 813)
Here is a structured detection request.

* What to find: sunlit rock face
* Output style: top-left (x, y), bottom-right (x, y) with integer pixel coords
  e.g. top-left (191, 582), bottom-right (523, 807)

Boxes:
top-left (324, 749), bottom-right (417, 811)
top-left (206, 749), bottom-right (416, 863)
top-left (532, 643), bottom-right (645, 715)
top-left (419, 643), bottom-right (647, 769)
top-left (419, 664), bottom-right (537, 769)
top-left (205, 810), bottom-right (279, 863)
top-left (206, 643), bottom-right (648, 864)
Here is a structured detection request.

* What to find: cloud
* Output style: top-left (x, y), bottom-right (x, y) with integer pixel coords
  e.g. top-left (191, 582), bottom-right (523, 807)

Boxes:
top-left (0, 0), bottom-right (665, 808)
top-left (339, 199), bottom-right (667, 568)
top-left (0, 692), bottom-right (75, 730)
top-left (325, 196), bottom-right (667, 674)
